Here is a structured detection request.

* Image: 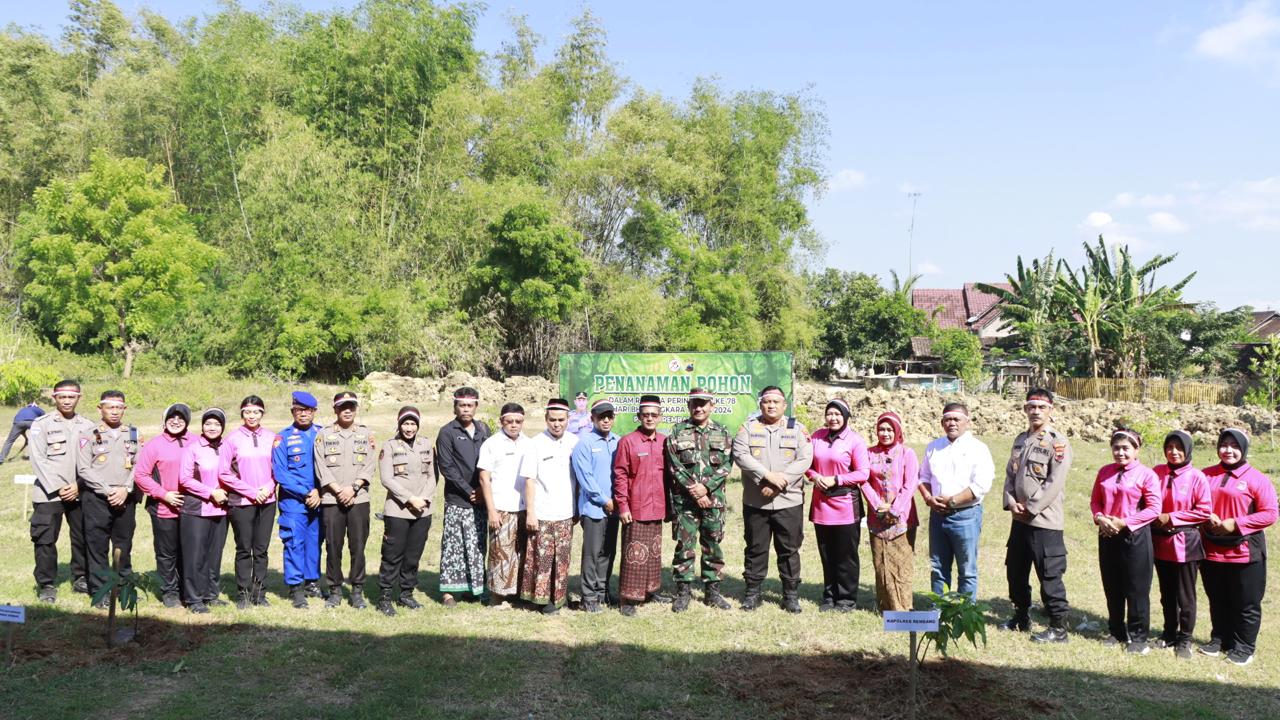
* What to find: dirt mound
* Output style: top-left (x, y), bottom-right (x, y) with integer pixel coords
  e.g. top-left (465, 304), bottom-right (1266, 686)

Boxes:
top-left (365, 371), bottom-right (557, 410)
top-left (795, 383), bottom-right (1278, 442)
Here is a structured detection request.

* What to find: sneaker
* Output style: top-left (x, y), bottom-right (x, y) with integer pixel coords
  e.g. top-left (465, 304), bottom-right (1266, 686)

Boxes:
top-left (397, 593), bottom-right (422, 610)
top-left (1151, 637), bottom-right (1175, 649)
top-left (834, 603), bottom-right (855, 613)
top-left (1198, 639), bottom-right (1222, 657)
top-left (1031, 626), bottom-right (1069, 644)
top-left (1126, 641), bottom-right (1151, 655)
top-left (377, 598), bottom-right (396, 617)
top-left (1175, 642), bottom-right (1194, 660)
top-left (72, 576), bottom-right (89, 595)
top-left (1226, 650), bottom-right (1255, 666)
top-left (999, 615), bottom-right (1030, 632)
top-left (37, 585), bottom-right (56, 603)
top-left (188, 602), bottom-right (210, 615)
top-left (619, 603), bottom-right (637, 617)
top-left (325, 592), bottom-right (342, 609)
top-left (163, 594), bottom-right (181, 609)
top-left (541, 603), bottom-right (560, 616)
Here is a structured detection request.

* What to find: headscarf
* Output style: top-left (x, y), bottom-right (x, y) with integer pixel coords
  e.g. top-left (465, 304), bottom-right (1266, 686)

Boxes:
top-left (875, 411), bottom-right (905, 450)
top-left (1163, 430), bottom-right (1193, 469)
top-left (1218, 428), bottom-right (1250, 468)
top-left (822, 399), bottom-right (851, 445)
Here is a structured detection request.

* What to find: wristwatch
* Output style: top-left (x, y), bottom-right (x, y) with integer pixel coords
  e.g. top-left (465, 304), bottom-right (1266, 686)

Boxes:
top-left (947, 497), bottom-right (957, 510)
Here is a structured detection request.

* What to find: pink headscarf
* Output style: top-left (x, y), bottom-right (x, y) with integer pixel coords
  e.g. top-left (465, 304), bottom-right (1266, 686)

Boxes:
top-left (874, 411), bottom-right (905, 450)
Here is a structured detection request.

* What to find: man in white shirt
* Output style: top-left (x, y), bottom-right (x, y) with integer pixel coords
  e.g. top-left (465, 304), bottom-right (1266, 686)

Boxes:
top-left (918, 402), bottom-right (995, 601)
top-left (519, 399), bottom-right (579, 615)
top-left (478, 403), bottom-right (532, 609)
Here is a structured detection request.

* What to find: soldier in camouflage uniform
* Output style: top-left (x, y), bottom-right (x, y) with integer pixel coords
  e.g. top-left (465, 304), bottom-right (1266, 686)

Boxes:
top-left (664, 387), bottom-right (733, 612)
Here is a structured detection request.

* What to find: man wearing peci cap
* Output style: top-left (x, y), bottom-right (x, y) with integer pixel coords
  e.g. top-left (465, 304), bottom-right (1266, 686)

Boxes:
top-left (436, 387), bottom-right (491, 606)
top-left (273, 391), bottom-right (324, 608)
top-left (314, 391), bottom-right (377, 609)
top-left (78, 391), bottom-right (142, 608)
top-left (918, 402), bottom-right (995, 601)
top-left (1001, 389), bottom-right (1073, 642)
top-left (519, 398), bottom-right (580, 615)
top-left (571, 399), bottom-right (621, 612)
top-left (478, 402), bottom-right (532, 609)
top-left (614, 395), bottom-right (671, 616)
top-left (133, 403), bottom-right (196, 607)
top-left (28, 379), bottom-right (96, 601)
top-left (733, 386), bottom-right (813, 613)
top-left (665, 388), bottom-right (734, 612)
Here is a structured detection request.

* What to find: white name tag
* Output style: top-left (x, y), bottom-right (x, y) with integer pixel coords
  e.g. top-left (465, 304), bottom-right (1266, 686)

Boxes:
top-left (13, 474), bottom-right (36, 486)
top-left (883, 610), bottom-right (939, 632)
top-left (0, 605), bottom-right (26, 623)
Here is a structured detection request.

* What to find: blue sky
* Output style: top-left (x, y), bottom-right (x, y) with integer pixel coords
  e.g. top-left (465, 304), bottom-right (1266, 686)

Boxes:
top-left (8, 1), bottom-right (1280, 311)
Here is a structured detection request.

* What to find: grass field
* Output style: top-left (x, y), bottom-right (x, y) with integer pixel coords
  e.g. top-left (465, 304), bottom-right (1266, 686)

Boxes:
top-left (0, 392), bottom-right (1277, 720)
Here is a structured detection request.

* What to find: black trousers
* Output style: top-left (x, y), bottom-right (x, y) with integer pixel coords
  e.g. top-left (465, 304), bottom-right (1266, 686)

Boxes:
top-left (229, 503), bottom-right (275, 593)
top-left (29, 498), bottom-right (87, 588)
top-left (742, 504), bottom-right (804, 587)
top-left (81, 491), bottom-right (138, 595)
top-left (379, 515), bottom-right (432, 594)
top-left (1098, 525), bottom-right (1153, 643)
top-left (0, 418), bottom-right (32, 462)
top-left (180, 514), bottom-right (228, 604)
top-left (1202, 557), bottom-right (1268, 657)
top-left (324, 503), bottom-right (370, 589)
top-left (1155, 559), bottom-right (1199, 645)
top-left (814, 522), bottom-right (860, 607)
top-left (1005, 520), bottom-right (1069, 622)
top-left (579, 515), bottom-right (619, 603)
top-left (147, 503), bottom-right (182, 598)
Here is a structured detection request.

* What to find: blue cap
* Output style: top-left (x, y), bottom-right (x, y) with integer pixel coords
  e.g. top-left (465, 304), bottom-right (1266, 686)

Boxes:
top-left (291, 391), bottom-right (318, 409)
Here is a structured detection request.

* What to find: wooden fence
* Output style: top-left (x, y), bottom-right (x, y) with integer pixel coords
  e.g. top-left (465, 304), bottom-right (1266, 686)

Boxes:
top-left (1050, 377), bottom-right (1239, 405)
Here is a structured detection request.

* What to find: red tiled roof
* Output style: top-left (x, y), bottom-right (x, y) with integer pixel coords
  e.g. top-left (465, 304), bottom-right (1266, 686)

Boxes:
top-left (910, 336), bottom-right (936, 357)
top-left (912, 289), bottom-right (967, 329)
top-left (964, 283), bottom-right (1010, 329)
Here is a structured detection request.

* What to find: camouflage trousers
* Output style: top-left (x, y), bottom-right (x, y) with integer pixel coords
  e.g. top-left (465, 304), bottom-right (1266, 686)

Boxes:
top-left (671, 494), bottom-right (726, 584)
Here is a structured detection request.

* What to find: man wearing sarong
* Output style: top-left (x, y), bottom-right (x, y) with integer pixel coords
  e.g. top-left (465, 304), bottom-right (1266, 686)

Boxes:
top-left (519, 399), bottom-right (579, 614)
top-left (436, 387), bottom-right (491, 606)
top-left (478, 403), bottom-right (530, 610)
top-left (614, 395), bottom-right (671, 616)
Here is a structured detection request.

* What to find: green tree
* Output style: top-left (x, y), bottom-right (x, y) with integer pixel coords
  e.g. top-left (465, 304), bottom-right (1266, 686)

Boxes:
top-left (14, 152), bottom-right (219, 377)
top-left (1245, 337), bottom-right (1280, 411)
top-left (813, 269), bottom-right (928, 374)
top-left (933, 328), bottom-right (985, 389)
top-left (977, 252), bottom-right (1065, 383)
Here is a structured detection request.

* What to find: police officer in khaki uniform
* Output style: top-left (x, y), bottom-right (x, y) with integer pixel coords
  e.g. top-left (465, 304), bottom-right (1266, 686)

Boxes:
top-left (1001, 388), bottom-right (1073, 642)
top-left (315, 391), bottom-right (377, 609)
top-left (375, 406), bottom-right (436, 616)
top-left (732, 385), bottom-right (813, 613)
top-left (28, 379), bottom-right (96, 602)
top-left (76, 390), bottom-right (141, 608)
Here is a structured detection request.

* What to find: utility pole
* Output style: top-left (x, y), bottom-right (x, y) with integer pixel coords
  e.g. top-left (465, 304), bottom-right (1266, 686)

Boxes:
top-left (907, 191), bottom-right (922, 277)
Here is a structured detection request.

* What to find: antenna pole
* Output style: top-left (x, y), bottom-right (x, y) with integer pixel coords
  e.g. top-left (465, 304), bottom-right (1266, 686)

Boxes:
top-left (907, 191), bottom-right (922, 276)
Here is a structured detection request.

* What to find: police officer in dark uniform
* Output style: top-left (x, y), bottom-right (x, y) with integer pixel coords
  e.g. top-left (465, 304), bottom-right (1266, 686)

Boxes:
top-left (76, 390), bottom-right (141, 608)
top-left (315, 391), bottom-right (377, 608)
top-left (1001, 388), bottom-right (1073, 642)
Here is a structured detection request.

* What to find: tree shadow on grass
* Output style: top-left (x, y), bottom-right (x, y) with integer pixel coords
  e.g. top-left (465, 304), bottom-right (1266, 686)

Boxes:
top-left (3, 606), bottom-right (1277, 720)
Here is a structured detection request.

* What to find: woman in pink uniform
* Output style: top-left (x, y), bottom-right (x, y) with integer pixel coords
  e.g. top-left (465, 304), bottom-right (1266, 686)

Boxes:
top-left (178, 408), bottom-right (230, 613)
top-left (1199, 428), bottom-right (1278, 666)
top-left (805, 398), bottom-right (869, 612)
top-left (1090, 426), bottom-right (1162, 654)
top-left (1151, 430), bottom-right (1211, 658)
top-left (863, 410), bottom-right (920, 612)
top-left (219, 396), bottom-right (277, 609)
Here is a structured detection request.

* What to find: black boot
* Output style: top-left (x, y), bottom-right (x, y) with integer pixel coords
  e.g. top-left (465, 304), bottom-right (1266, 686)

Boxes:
top-left (740, 583), bottom-right (763, 612)
top-left (252, 582), bottom-right (270, 607)
top-left (235, 590), bottom-right (251, 610)
top-left (999, 607), bottom-right (1030, 632)
top-left (304, 580), bottom-right (321, 598)
top-left (290, 584), bottom-right (308, 609)
top-left (1032, 618), bottom-right (1069, 644)
top-left (781, 583), bottom-right (801, 614)
top-left (672, 583), bottom-right (692, 613)
top-left (377, 590), bottom-right (396, 617)
top-left (72, 576), bottom-right (89, 595)
top-left (350, 586), bottom-right (367, 609)
top-left (704, 582), bottom-right (732, 610)
top-left (397, 591), bottom-right (422, 610)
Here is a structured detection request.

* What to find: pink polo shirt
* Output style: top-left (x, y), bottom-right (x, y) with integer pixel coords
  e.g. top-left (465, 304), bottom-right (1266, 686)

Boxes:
top-left (1201, 462), bottom-right (1278, 564)
top-left (805, 426), bottom-right (870, 525)
top-left (1090, 461), bottom-right (1161, 532)
top-left (1152, 463), bottom-right (1211, 563)
top-left (134, 431), bottom-right (197, 519)
top-left (864, 443), bottom-right (920, 537)
top-left (179, 436), bottom-right (228, 518)
top-left (218, 425), bottom-right (276, 507)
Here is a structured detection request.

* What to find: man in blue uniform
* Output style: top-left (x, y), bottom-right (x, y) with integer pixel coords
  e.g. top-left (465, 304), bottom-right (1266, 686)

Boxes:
top-left (273, 391), bottom-right (323, 608)
top-left (2, 400), bottom-right (46, 463)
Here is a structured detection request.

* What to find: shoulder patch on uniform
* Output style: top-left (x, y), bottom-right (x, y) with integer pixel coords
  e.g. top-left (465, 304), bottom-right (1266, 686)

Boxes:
top-left (273, 435), bottom-right (283, 448)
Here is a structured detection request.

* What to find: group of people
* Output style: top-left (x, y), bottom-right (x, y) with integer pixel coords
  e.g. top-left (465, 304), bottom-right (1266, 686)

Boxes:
top-left (17, 380), bottom-right (1276, 665)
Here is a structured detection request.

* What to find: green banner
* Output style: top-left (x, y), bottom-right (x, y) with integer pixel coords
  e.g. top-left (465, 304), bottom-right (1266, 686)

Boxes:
top-left (558, 352), bottom-right (794, 436)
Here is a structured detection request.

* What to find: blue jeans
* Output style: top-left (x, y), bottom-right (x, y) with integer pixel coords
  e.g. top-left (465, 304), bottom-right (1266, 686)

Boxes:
top-left (929, 504), bottom-right (983, 600)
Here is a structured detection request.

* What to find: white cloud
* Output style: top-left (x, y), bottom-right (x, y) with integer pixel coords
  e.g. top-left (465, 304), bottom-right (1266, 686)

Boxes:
top-left (1113, 192), bottom-right (1176, 208)
top-left (829, 168), bottom-right (868, 192)
top-left (899, 181), bottom-right (923, 194)
top-left (1199, 176), bottom-right (1280, 231)
top-left (1084, 211), bottom-right (1114, 228)
top-left (1194, 1), bottom-right (1280, 68)
top-left (1101, 232), bottom-right (1155, 254)
top-left (1148, 211), bottom-right (1189, 233)
top-left (916, 261), bottom-right (943, 276)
